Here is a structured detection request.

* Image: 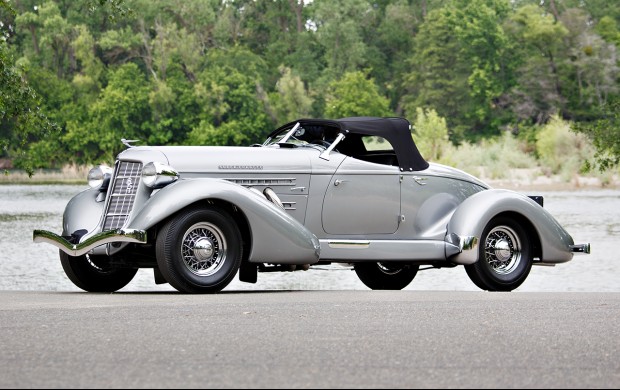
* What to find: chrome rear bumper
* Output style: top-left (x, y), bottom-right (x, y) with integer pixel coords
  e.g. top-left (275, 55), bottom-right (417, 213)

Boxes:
top-left (33, 229), bottom-right (147, 257)
top-left (570, 244), bottom-right (591, 254)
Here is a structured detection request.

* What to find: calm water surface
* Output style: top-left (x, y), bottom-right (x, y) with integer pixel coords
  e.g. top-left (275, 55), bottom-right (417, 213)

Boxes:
top-left (0, 185), bottom-right (618, 292)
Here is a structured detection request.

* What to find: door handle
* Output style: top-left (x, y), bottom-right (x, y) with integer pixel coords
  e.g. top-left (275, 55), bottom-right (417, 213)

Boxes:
top-left (413, 176), bottom-right (427, 186)
top-left (334, 179), bottom-right (346, 186)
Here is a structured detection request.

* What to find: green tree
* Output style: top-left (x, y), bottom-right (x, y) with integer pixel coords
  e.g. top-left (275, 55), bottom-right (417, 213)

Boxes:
top-left (270, 66), bottom-right (313, 124)
top-left (503, 4), bottom-right (569, 124)
top-left (404, 0), bottom-right (515, 140)
top-left (312, 0), bottom-right (371, 79)
top-left (574, 98), bottom-right (620, 171)
top-left (325, 71), bottom-right (392, 118)
top-left (403, 6), bottom-right (470, 140)
top-left (596, 16), bottom-right (620, 47)
top-left (63, 62), bottom-right (151, 163)
top-left (412, 107), bottom-right (450, 162)
top-left (1, 0), bottom-right (59, 175)
top-left (187, 48), bottom-right (271, 146)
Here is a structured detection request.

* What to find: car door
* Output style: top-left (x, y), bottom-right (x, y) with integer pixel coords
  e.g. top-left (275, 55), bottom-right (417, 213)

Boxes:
top-left (322, 157), bottom-right (401, 235)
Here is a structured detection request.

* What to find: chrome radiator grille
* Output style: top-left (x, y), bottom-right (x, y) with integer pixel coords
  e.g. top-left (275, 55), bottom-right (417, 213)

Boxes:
top-left (103, 161), bottom-right (142, 230)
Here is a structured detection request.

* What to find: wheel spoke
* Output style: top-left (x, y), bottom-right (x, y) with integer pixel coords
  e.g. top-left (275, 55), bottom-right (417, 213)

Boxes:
top-left (181, 222), bottom-right (228, 277)
top-left (484, 225), bottom-right (522, 275)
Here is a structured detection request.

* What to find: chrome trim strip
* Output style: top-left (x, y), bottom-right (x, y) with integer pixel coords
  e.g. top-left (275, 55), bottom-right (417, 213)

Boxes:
top-left (225, 178), bottom-right (296, 186)
top-left (319, 239), bottom-right (447, 261)
top-left (570, 244), bottom-right (591, 254)
top-left (282, 202), bottom-right (297, 211)
top-left (33, 229), bottom-right (147, 257)
top-left (328, 240), bottom-right (371, 249)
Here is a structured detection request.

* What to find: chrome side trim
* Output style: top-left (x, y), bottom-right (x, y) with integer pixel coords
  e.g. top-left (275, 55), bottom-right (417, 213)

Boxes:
top-left (282, 202), bottom-right (297, 211)
top-left (328, 240), bottom-right (371, 249)
top-left (570, 244), bottom-right (591, 254)
top-left (225, 178), bottom-right (296, 186)
top-left (319, 239), bottom-right (447, 261)
top-left (33, 229), bottom-right (147, 257)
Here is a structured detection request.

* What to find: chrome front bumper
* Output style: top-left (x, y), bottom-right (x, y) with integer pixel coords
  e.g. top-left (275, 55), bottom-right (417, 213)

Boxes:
top-left (33, 229), bottom-right (147, 257)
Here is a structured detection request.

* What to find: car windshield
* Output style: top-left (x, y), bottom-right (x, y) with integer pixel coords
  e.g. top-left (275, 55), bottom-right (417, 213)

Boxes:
top-left (263, 123), bottom-right (341, 148)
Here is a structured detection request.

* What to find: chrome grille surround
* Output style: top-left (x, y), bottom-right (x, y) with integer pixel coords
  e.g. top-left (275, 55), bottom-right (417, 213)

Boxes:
top-left (103, 161), bottom-right (143, 231)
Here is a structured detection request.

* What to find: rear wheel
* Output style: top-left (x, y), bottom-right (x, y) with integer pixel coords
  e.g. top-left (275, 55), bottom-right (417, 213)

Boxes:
top-left (465, 216), bottom-right (533, 291)
top-left (60, 252), bottom-right (138, 292)
top-left (354, 262), bottom-right (419, 290)
top-left (156, 207), bottom-right (243, 293)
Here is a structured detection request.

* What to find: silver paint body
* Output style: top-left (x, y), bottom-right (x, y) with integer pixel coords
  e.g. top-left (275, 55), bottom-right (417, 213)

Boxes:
top-left (40, 141), bottom-right (579, 267)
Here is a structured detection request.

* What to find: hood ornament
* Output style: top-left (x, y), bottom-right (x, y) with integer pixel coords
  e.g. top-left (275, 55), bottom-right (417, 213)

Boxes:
top-left (121, 139), bottom-right (140, 148)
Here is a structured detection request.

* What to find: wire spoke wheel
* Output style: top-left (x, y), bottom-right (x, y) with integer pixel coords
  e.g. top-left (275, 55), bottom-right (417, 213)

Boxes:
top-left (484, 226), bottom-right (522, 276)
top-left (181, 223), bottom-right (227, 277)
top-left (465, 216), bottom-right (533, 292)
top-left (156, 207), bottom-right (242, 294)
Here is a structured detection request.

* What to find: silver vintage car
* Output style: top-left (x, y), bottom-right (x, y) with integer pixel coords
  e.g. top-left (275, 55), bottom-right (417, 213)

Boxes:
top-left (34, 117), bottom-right (590, 293)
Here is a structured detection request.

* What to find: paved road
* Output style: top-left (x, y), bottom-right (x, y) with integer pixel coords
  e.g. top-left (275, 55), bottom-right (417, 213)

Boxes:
top-left (0, 291), bottom-right (618, 389)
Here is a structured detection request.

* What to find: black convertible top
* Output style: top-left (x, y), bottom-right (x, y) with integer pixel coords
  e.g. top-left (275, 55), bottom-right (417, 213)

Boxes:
top-left (270, 117), bottom-right (429, 172)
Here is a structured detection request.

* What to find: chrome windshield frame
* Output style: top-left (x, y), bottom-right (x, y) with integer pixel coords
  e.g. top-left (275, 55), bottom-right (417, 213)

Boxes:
top-left (277, 122), bottom-right (301, 144)
top-left (263, 122), bottom-right (301, 146)
top-left (320, 132), bottom-right (346, 161)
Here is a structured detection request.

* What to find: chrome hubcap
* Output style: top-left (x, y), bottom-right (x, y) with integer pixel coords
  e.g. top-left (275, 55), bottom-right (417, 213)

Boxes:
top-left (193, 239), bottom-right (215, 261)
top-left (182, 223), bottom-right (227, 277)
top-left (484, 226), bottom-right (521, 275)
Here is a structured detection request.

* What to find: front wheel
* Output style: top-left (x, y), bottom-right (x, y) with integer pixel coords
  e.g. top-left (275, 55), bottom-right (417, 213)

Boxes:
top-left (156, 207), bottom-right (243, 293)
top-left (465, 217), bottom-right (533, 291)
top-left (60, 252), bottom-right (138, 292)
top-left (354, 262), bottom-right (419, 290)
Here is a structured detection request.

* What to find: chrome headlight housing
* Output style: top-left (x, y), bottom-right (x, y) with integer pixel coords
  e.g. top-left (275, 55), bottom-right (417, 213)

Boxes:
top-left (142, 162), bottom-right (179, 189)
top-left (87, 165), bottom-right (113, 190)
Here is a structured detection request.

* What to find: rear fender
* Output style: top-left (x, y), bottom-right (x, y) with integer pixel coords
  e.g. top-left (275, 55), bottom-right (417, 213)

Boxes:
top-left (446, 190), bottom-right (574, 265)
top-left (128, 179), bottom-right (320, 265)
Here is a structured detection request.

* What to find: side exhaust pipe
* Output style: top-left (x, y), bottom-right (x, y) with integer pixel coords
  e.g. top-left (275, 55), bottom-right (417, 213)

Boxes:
top-left (570, 244), bottom-right (591, 254)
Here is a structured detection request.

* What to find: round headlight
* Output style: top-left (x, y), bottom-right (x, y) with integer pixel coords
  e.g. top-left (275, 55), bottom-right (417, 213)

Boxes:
top-left (88, 165), bottom-right (113, 189)
top-left (142, 162), bottom-right (179, 188)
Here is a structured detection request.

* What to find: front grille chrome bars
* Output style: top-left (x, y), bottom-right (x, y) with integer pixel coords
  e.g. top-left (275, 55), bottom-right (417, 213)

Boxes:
top-left (103, 161), bottom-right (143, 230)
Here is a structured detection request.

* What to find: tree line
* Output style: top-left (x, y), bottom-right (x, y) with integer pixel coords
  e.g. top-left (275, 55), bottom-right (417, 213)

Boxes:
top-left (0, 0), bottom-right (618, 171)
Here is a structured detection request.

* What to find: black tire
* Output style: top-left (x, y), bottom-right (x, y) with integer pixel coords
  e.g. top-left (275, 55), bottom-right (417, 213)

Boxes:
top-left (60, 251), bottom-right (138, 292)
top-left (156, 207), bottom-right (243, 294)
top-left (465, 216), bottom-right (533, 291)
top-left (354, 262), bottom-right (419, 290)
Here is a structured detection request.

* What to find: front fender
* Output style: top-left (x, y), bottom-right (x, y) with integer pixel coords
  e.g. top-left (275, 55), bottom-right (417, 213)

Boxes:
top-left (62, 188), bottom-right (105, 237)
top-left (447, 189), bottom-right (574, 265)
top-left (127, 178), bottom-right (320, 265)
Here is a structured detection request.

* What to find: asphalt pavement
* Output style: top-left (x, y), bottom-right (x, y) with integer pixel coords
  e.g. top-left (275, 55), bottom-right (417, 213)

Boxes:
top-left (0, 291), bottom-right (618, 388)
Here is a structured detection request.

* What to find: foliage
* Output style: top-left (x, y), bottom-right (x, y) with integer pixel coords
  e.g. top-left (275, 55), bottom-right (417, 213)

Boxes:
top-left (445, 132), bottom-right (539, 180)
top-left (536, 115), bottom-right (594, 180)
top-left (0, 0), bottom-right (59, 176)
top-left (0, 0), bottom-right (617, 175)
top-left (412, 107), bottom-right (449, 162)
top-left (573, 98), bottom-right (620, 171)
top-left (325, 71), bottom-right (392, 118)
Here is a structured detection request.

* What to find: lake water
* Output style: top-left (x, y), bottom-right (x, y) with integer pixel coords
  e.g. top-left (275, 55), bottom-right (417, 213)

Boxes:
top-left (0, 185), bottom-right (618, 292)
